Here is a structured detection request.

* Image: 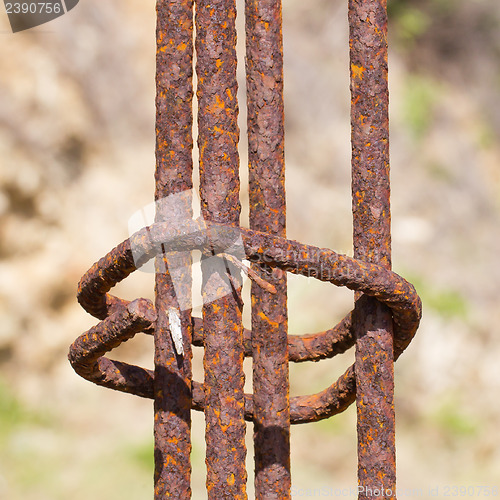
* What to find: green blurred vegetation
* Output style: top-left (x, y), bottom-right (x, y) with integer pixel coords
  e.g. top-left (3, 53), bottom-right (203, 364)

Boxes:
top-left (0, 378), bottom-right (153, 499)
top-left (426, 289), bottom-right (469, 320)
top-left (389, 4), bottom-right (431, 48)
top-left (389, 0), bottom-right (454, 17)
top-left (126, 438), bottom-right (154, 471)
top-left (0, 380), bottom-right (50, 436)
top-left (315, 405), bottom-right (355, 437)
top-left (402, 74), bottom-right (441, 139)
top-left (432, 403), bottom-right (478, 438)
top-left (403, 274), bottom-right (470, 320)
top-left (428, 394), bottom-right (480, 443)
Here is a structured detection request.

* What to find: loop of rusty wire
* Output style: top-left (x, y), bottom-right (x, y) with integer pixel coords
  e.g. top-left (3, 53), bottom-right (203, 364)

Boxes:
top-left (69, 220), bottom-right (422, 424)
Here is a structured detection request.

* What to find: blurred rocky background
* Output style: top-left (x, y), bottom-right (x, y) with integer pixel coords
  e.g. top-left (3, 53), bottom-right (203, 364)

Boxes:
top-left (1, 0), bottom-right (499, 498)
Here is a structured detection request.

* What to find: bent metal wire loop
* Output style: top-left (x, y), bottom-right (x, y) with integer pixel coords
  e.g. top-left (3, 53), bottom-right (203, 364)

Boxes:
top-left (69, 0), bottom-right (422, 498)
top-left (69, 221), bottom-right (421, 421)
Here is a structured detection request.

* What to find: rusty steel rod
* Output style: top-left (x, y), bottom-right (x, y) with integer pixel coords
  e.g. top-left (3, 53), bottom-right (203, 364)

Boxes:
top-left (154, 1), bottom-right (194, 497)
top-left (69, 2), bottom-right (424, 494)
top-left (349, 0), bottom-right (396, 497)
top-left (195, 0), bottom-right (247, 497)
top-left (245, 0), bottom-right (290, 497)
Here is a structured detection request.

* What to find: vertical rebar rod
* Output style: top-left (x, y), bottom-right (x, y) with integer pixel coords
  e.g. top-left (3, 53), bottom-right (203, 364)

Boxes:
top-left (245, 0), bottom-right (290, 498)
top-left (154, 1), bottom-right (194, 498)
top-left (195, 0), bottom-right (247, 497)
top-left (349, 0), bottom-right (396, 498)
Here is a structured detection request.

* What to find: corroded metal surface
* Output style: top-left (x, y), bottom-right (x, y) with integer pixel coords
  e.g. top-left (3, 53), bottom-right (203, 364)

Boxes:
top-left (73, 221), bottom-right (421, 424)
top-left (195, 0), bottom-right (247, 497)
top-left (69, 298), bottom-right (156, 395)
top-left (76, 222), bottom-right (421, 342)
top-left (69, 0), bottom-right (422, 496)
top-left (349, 0), bottom-right (396, 497)
top-left (192, 312), bottom-right (355, 363)
top-left (70, 222), bottom-right (421, 490)
top-left (245, 0), bottom-right (290, 497)
top-left (154, 0), bottom-right (194, 497)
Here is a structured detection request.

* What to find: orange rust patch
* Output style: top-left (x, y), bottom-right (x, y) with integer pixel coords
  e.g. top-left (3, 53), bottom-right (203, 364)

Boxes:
top-left (257, 310), bottom-right (280, 329)
top-left (207, 95), bottom-right (225, 114)
top-left (351, 63), bottom-right (365, 80)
